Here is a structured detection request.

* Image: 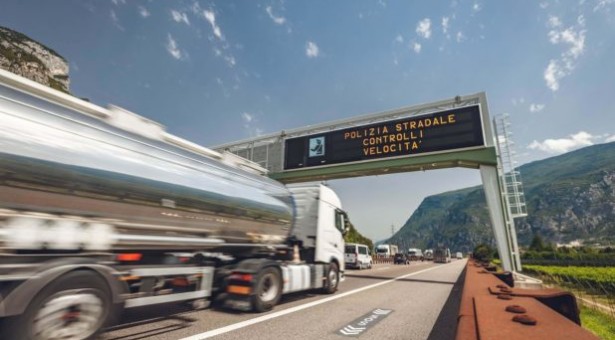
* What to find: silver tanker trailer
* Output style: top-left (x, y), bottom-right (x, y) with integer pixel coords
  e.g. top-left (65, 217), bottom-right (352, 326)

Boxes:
top-left (0, 69), bottom-right (349, 340)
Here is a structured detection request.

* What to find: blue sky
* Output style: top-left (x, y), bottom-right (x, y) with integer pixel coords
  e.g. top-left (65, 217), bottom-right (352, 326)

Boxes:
top-left (2, 0), bottom-right (614, 241)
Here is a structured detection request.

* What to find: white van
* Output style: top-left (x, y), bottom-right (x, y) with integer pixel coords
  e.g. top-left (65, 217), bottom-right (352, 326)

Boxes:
top-left (408, 248), bottom-right (424, 261)
top-left (345, 243), bottom-right (373, 269)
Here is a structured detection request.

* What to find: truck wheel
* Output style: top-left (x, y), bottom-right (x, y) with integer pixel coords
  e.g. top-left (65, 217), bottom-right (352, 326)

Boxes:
top-left (5, 270), bottom-right (112, 340)
top-left (252, 267), bottom-right (282, 313)
top-left (321, 262), bottom-right (339, 294)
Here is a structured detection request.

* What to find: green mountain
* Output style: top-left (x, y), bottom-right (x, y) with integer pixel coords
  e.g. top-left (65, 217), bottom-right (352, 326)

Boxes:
top-left (344, 222), bottom-right (374, 250)
top-left (389, 142), bottom-right (615, 253)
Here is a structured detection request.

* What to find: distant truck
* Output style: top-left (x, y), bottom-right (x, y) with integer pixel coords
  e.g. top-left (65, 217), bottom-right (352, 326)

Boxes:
top-left (434, 248), bottom-right (452, 263)
top-left (407, 248), bottom-right (424, 261)
top-left (455, 252), bottom-right (464, 259)
top-left (424, 249), bottom-right (434, 261)
top-left (375, 244), bottom-right (399, 257)
top-left (0, 69), bottom-right (351, 339)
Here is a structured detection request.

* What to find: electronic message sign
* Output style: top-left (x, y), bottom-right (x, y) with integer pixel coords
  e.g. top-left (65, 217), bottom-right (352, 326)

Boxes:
top-left (284, 105), bottom-right (484, 170)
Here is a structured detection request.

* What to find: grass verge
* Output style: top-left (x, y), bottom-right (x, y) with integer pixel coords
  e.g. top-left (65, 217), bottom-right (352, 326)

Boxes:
top-left (581, 305), bottom-right (615, 340)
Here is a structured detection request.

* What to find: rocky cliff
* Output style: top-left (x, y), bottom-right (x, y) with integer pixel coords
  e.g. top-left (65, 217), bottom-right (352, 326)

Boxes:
top-left (0, 26), bottom-right (69, 93)
top-left (389, 142), bottom-right (615, 253)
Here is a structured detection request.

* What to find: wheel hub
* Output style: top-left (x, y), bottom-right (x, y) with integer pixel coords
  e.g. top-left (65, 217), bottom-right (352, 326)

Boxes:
top-left (33, 290), bottom-right (104, 340)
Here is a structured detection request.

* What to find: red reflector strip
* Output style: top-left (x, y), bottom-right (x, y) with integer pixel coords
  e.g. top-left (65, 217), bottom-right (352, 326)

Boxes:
top-left (229, 273), bottom-right (253, 282)
top-left (117, 253), bottom-right (142, 262)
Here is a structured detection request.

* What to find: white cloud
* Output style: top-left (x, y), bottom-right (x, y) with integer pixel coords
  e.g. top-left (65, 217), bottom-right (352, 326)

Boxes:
top-left (306, 41), bottom-right (320, 58)
top-left (512, 97), bottom-right (525, 106)
top-left (138, 6), bottom-right (150, 18)
top-left (528, 131), bottom-right (595, 153)
top-left (442, 17), bottom-right (450, 34)
top-left (166, 34), bottom-right (183, 60)
top-left (544, 60), bottom-right (565, 91)
top-left (543, 15), bottom-right (586, 91)
top-left (110, 10), bottom-right (124, 31)
top-left (171, 10), bottom-right (190, 25)
top-left (456, 31), bottom-right (465, 42)
top-left (241, 112), bottom-right (263, 136)
top-left (224, 55), bottom-right (236, 67)
top-left (412, 42), bottom-right (422, 54)
top-left (539, 2), bottom-right (549, 9)
top-left (548, 27), bottom-right (585, 58)
top-left (203, 9), bottom-right (223, 40)
top-left (416, 18), bottom-right (432, 39)
top-left (241, 112), bottom-right (253, 123)
top-left (111, 0), bottom-right (125, 5)
top-left (594, 0), bottom-right (615, 12)
top-left (265, 6), bottom-right (286, 25)
top-left (473, 2), bottom-right (482, 12)
top-left (529, 103), bottom-right (545, 112)
top-left (547, 15), bottom-right (562, 28)
top-left (395, 34), bottom-right (404, 43)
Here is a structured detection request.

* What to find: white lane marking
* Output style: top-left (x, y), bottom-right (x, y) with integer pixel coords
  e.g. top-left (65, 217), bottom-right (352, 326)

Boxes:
top-left (179, 262), bottom-right (458, 340)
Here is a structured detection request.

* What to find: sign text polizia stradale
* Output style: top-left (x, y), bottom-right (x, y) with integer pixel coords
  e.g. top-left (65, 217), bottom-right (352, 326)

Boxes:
top-left (284, 105), bottom-right (484, 170)
top-left (345, 113), bottom-right (456, 156)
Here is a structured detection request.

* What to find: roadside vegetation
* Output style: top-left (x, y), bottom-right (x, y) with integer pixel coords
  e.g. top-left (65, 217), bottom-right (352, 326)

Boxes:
top-left (343, 221), bottom-right (373, 250)
top-left (473, 243), bottom-right (496, 262)
top-left (522, 235), bottom-right (615, 266)
top-left (518, 235), bottom-right (615, 338)
top-left (580, 306), bottom-right (615, 340)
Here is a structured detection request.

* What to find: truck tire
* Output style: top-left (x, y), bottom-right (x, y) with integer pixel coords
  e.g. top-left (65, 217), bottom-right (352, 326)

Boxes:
top-left (3, 270), bottom-right (112, 340)
top-left (321, 262), bottom-right (339, 294)
top-left (252, 267), bottom-right (282, 313)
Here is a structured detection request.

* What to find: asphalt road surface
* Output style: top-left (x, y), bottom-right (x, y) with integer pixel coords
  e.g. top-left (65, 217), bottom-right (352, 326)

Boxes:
top-left (101, 259), bottom-right (467, 340)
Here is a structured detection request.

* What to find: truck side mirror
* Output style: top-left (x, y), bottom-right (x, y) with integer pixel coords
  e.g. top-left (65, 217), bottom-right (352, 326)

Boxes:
top-left (342, 213), bottom-right (350, 236)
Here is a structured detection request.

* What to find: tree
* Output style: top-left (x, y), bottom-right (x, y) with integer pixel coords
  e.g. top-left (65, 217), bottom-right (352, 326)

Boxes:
top-left (529, 234), bottom-right (546, 252)
top-left (473, 243), bottom-right (495, 262)
top-left (343, 222), bottom-right (373, 250)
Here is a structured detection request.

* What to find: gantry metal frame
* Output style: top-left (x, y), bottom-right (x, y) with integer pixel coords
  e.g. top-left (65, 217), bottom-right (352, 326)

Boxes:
top-left (213, 92), bottom-right (523, 272)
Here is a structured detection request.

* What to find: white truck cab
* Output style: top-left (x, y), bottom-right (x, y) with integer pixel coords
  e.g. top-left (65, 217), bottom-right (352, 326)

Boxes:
top-left (287, 183), bottom-right (346, 271)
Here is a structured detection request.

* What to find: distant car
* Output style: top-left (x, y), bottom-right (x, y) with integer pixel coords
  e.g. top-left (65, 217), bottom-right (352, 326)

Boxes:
top-left (455, 252), bottom-right (463, 259)
top-left (393, 253), bottom-right (410, 265)
top-left (345, 243), bottom-right (373, 270)
top-left (407, 248), bottom-right (424, 261)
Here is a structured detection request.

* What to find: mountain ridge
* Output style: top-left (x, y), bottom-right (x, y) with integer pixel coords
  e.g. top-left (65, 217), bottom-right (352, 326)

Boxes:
top-left (0, 26), bottom-right (70, 93)
top-left (389, 142), bottom-right (615, 253)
